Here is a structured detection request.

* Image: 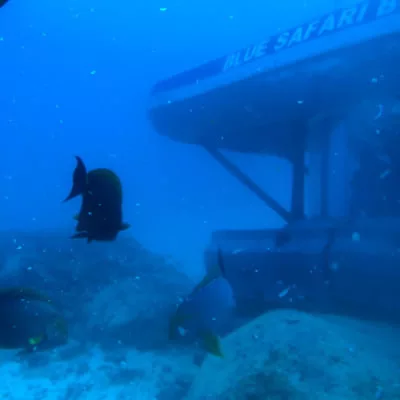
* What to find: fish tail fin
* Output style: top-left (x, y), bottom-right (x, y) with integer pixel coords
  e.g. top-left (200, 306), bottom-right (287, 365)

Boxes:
top-left (202, 331), bottom-right (224, 358)
top-left (120, 222), bottom-right (131, 231)
top-left (63, 156), bottom-right (88, 202)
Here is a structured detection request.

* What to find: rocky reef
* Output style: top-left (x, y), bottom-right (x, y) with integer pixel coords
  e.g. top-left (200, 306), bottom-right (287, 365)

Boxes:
top-left (0, 230), bottom-right (193, 351)
top-left (186, 309), bottom-right (400, 400)
top-left (0, 230), bottom-right (199, 399)
top-left (1, 231), bottom-right (400, 399)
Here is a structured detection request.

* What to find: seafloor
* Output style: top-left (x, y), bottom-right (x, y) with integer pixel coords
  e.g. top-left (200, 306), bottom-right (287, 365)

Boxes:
top-left (1, 231), bottom-right (399, 399)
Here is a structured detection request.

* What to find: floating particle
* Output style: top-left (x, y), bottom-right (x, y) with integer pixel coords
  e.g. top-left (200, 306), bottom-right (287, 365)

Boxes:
top-left (0, 37), bottom-right (4, 41)
top-left (297, 100), bottom-right (304, 104)
top-left (228, 15), bottom-right (234, 19)
top-left (90, 70), bottom-right (96, 75)
top-left (232, 248), bottom-right (244, 254)
top-left (330, 262), bottom-right (339, 271)
top-left (178, 327), bottom-right (188, 337)
top-left (374, 104), bottom-right (384, 120)
top-left (380, 169), bottom-right (391, 179)
top-left (278, 287), bottom-right (290, 298)
top-left (352, 232), bottom-right (360, 242)
top-left (41, 32), bottom-right (47, 37)
top-left (160, 7), bottom-right (167, 11)
top-left (371, 77), bottom-right (378, 83)
top-left (90, 8), bottom-right (95, 12)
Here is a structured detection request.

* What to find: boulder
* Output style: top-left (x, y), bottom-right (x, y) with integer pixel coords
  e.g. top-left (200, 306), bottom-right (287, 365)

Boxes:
top-left (186, 309), bottom-right (400, 400)
top-left (0, 231), bottom-right (193, 351)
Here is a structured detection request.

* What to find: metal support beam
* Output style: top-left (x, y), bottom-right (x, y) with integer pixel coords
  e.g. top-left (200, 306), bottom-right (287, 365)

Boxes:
top-left (203, 145), bottom-right (292, 223)
top-left (290, 124), bottom-right (307, 220)
top-left (320, 122), bottom-right (333, 217)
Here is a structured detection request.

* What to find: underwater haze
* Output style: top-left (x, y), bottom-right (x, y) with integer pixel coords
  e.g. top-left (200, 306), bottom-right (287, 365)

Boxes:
top-left (2, 0), bottom-right (400, 399)
top-left (1, 0), bottom-right (349, 276)
top-left (1, 0), bottom-right (283, 274)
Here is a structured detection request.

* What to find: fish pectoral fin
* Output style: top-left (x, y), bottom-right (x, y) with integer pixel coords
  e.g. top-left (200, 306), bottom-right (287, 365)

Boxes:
top-left (168, 312), bottom-right (192, 340)
top-left (120, 223), bottom-right (131, 231)
top-left (201, 331), bottom-right (224, 358)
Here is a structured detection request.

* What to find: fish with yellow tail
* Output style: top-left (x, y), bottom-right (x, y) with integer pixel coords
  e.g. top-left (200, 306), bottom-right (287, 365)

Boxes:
top-left (0, 287), bottom-right (68, 352)
top-left (169, 248), bottom-right (234, 358)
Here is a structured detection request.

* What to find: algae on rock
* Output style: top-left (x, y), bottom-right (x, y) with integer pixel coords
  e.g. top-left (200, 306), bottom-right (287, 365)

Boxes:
top-left (186, 309), bottom-right (400, 400)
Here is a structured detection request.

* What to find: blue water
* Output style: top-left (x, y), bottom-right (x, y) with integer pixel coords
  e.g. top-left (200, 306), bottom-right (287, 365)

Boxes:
top-left (2, 0), bottom-right (399, 398)
top-left (0, 0), bottom-right (303, 279)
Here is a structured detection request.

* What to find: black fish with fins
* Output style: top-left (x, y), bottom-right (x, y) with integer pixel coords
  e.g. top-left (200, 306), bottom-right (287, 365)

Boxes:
top-left (64, 156), bottom-right (130, 243)
top-left (0, 287), bottom-right (68, 352)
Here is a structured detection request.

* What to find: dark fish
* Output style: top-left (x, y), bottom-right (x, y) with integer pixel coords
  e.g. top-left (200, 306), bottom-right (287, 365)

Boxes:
top-left (64, 156), bottom-right (130, 243)
top-left (0, 0), bottom-right (10, 8)
top-left (0, 287), bottom-right (68, 351)
top-left (169, 248), bottom-right (234, 357)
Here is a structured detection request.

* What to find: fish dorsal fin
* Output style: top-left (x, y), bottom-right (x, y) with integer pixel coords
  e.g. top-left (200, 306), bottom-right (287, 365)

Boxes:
top-left (191, 249), bottom-right (226, 296)
top-left (63, 156), bottom-right (88, 202)
top-left (0, 287), bottom-right (52, 304)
